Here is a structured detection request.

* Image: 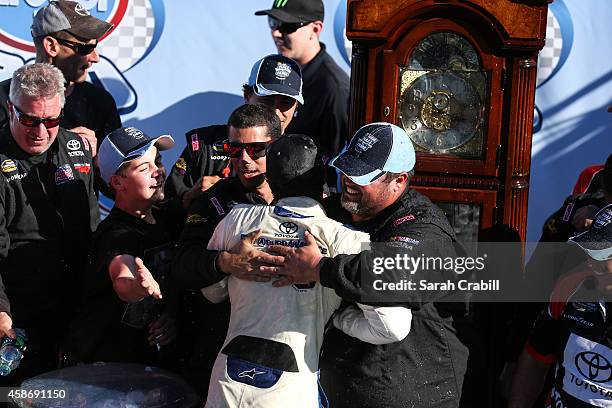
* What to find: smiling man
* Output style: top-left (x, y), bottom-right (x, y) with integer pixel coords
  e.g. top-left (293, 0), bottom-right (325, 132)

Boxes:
top-left (172, 103), bottom-right (282, 396)
top-left (0, 0), bottom-right (121, 196)
top-left (0, 63), bottom-right (99, 384)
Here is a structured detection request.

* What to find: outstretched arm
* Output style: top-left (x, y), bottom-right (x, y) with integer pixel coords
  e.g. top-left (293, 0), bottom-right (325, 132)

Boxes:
top-left (109, 255), bottom-right (162, 302)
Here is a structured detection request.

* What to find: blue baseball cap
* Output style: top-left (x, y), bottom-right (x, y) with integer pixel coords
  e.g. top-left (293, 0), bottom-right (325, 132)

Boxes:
top-left (98, 127), bottom-right (174, 183)
top-left (330, 122), bottom-right (416, 186)
top-left (248, 54), bottom-right (304, 104)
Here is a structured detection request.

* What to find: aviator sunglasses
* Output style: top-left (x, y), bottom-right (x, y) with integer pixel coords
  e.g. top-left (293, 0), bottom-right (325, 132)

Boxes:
top-left (10, 103), bottom-right (63, 129)
top-left (222, 140), bottom-right (269, 159)
top-left (53, 37), bottom-right (97, 56)
top-left (268, 16), bottom-right (310, 34)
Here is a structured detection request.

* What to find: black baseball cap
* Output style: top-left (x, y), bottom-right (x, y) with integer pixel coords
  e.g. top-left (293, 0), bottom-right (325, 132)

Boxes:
top-left (31, 0), bottom-right (113, 40)
top-left (266, 134), bottom-right (323, 197)
top-left (330, 122), bottom-right (416, 186)
top-left (570, 204), bottom-right (612, 261)
top-left (255, 0), bottom-right (324, 24)
top-left (248, 54), bottom-right (304, 104)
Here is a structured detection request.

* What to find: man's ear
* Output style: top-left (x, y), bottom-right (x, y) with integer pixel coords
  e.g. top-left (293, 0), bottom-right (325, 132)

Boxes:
top-left (311, 21), bottom-right (323, 38)
top-left (392, 173), bottom-right (409, 192)
top-left (42, 36), bottom-right (60, 58)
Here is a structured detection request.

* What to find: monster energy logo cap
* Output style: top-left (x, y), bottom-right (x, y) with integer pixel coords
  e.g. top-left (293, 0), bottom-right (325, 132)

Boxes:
top-left (255, 0), bottom-right (324, 24)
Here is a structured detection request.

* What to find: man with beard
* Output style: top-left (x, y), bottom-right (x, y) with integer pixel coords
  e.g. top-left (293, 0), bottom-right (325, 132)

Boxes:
top-left (172, 103), bottom-right (282, 395)
top-left (255, 0), bottom-right (349, 192)
top-left (0, 1), bottom-right (121, 193)
top-left (65, 127), bottom-right (179, 365)
top-left (257, 123), bottom-right (468, 407)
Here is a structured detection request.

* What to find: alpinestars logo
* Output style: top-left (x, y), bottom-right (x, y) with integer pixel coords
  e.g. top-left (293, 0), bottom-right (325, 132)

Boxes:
top-left (274, 0), bottom-right (289, 8)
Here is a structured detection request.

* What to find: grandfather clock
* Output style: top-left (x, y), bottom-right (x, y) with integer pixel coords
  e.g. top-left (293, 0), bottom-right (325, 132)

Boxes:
top-left (346, 0), bottom-right (551, 242)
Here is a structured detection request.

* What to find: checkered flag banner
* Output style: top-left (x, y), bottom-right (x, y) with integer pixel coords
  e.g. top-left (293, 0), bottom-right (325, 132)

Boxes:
top-left (97, 0), bottom-right (156, 72)
top-left (537, 11), bottom-right (563, 87)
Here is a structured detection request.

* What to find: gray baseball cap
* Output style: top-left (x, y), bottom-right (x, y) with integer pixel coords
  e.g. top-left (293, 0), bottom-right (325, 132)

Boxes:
top-left (31, 0), bottom-right (113, 40)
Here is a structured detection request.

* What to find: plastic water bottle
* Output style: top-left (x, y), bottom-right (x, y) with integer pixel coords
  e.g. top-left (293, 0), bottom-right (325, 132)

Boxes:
top-left (0, 328), bottom-right (28, 376)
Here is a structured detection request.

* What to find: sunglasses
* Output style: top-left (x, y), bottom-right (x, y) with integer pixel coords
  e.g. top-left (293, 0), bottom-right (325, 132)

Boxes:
top-left (54, 37), bottom-right (97, 56)
top-left (222, 141), bottom-right (269, 159)
top-left (11, 103), bottom-right (63, 129)
top-left (268, 16), bottom-right (309, 34)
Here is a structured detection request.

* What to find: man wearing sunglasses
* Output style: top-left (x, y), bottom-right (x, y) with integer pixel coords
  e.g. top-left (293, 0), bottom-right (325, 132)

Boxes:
top-left (172, 103), bottom-right (282, 396)
top-left (255, 0), bottom-right (349, 194)
top-left (0, 63), bottom-right (99, 385)
top-left (0, 1), bottom-right (121, 191)
top-left (165, 54), bottom-right (303, 210)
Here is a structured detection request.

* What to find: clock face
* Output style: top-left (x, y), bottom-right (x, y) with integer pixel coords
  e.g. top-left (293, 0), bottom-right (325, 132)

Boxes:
top-left (399, 72), bottom-right (483, 152)
top-left (398, 32), bottom-right (488, 157)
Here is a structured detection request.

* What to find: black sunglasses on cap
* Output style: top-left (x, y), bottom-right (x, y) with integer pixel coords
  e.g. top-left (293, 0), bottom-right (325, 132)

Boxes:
top-left (10, 103), bottom-right (63, 129)
top-left (221, 140), bottom-right (269, 159)
top-left (53, 37), bottom-right (97, 56)
top-left (268, 16), bottom-right (310, 34)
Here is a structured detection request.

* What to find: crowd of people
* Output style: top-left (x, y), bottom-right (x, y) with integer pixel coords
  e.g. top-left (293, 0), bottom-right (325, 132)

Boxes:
top-left (0, 1), bottom-right (611, 407)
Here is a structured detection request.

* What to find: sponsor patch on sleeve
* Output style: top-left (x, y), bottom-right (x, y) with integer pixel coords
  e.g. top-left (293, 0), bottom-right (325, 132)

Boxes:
top-left (186, 214), bottom-right (207, 225)
top-left (210, 197), bottom-right (225, 216)
top-left (562, 202), bottom-right (575, 222)
top-left (393, 214), bottom-right (416, 226)
top-left (191, 134), bottom-right (200, 152)
top-left (174, 157), bottom-right (187, 176)
top-left (390, 236), bottom-right (420, 245)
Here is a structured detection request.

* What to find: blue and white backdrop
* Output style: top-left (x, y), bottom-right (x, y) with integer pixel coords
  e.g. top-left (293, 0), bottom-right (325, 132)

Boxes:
top-left (0, 0), bottom-right (610, 240)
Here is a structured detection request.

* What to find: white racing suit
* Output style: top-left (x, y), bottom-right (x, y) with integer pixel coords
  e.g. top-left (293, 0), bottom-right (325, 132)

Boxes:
top-left (203, 197), bottom-right (412, 408)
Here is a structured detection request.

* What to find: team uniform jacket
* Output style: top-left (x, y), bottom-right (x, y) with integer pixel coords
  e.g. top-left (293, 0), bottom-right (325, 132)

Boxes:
top-left (318, 190), bottom-right (469, 408)
top-left (0, 127), bottom-right (99, 333)
top-left (284, 43), bottom-right (349, 191)
top-left (526, 270), bottom-right (612, 407)
top-left (202, 197), bottom-right (412, 408)
top-left (164, 125), bottom-right (230, 199)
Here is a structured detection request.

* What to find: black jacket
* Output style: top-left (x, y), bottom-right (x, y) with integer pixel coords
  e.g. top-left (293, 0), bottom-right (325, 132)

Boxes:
top-left (173, 176), bottom-right (267, 289)
top-left (164, 125), bottom-right (230, 199)
top-left (319, 190), bottom-right (468, 408)
top-left (285, 43), bottom-right (349, 190)
top-left (0, 127), bottom-right (99, 333)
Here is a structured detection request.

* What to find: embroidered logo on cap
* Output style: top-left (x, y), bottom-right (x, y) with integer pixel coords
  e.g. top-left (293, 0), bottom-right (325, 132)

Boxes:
top-left (354, 133), bottom-right (378, 153)
top-left (74, 3), bottom-right (90, 16)
top-left (124, 127), bottom-right (144, 140)
top-left (275, 62), bottom-right (292, 80)
top-left (273, 0), bottom-right (289, 8)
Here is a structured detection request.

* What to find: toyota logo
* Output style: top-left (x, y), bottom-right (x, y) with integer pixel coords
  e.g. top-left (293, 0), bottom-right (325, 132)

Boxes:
top-left (575, 351), bottom-right (612, 383)
top-left (279, 222), bottom-right (298, 234)
top-left (67, 140), bottom-right (81, 151)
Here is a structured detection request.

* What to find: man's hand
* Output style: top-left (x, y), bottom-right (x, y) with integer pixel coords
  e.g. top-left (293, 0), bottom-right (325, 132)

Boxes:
top-left (148, 312), bottom-right (177, 347)
top-left (69, 126), bottom-right (98, 157)
top-left (135, 257), bottom-right (162, 300)
top-left (216, 230), bottom-right (272, 282)
top-left (0, 312), bottom-right (15, 340)
top-left (259, 231), bottom-right (324, 287)
top-left (572, 205), bottom-right (599, 232)
top-left (181, 175), bottom-right (222, 209)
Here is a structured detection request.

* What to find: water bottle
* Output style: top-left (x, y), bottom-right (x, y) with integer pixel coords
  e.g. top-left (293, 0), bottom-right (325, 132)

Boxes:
top-left (0, 328), bottom-right (28, 376)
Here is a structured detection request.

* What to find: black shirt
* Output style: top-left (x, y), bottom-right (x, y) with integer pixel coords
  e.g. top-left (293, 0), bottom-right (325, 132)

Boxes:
top-left (164, 125), bottom-right (230, 199)
top-left (285, 43), bottom-right (349, 191)
top-left (66, 203), bottom-right (183, 364)
top-left (0, 127), bottom-right (99, 336)
top-left (319, 190), bottom-right (468, 408)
